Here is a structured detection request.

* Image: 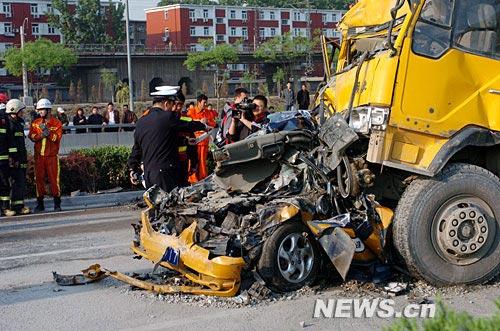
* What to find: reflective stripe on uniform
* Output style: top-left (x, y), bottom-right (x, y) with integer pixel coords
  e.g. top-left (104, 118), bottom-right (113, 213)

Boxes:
top-left (180, 116), bottom-right (192, 122)
top-left (11, 200), bottom-right (24, 205)
top-left (51, 134), bottom-right (57, 142)
top-left (0, 196), bottom-right (10, 201)
top-left (178, 146), bottom-right (187, 153)
top-left (0, 128), bottom-right (6, 134)
top-left (0, 155), bottom-right (8, 160)
top-left (20, 163), bottom-right (27, 169)
top-left (8, 148), bottom-right (17, 153)
top-left (41, 138), bottom-right (46, 156)
top-left (14, 132), bottom-right (23, 137)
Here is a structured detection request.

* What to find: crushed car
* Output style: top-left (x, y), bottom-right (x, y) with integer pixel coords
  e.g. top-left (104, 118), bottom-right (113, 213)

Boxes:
top-left (55, 110), bottom-right (395, 296)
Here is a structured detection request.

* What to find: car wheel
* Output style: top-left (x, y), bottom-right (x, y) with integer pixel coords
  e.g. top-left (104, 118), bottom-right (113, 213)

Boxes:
top-left (393, 163), bottom-right (500, 285)
top-left (257, 221), bottom-right (320, 292)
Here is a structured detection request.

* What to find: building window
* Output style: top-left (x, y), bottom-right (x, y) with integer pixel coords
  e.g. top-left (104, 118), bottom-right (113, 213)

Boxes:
top-left (216, 34), bottom-right (224, 41)
top-left (190, 44), bottom-right (197, 52)
top-left (46, 3), bottom-right (53, 14)
top-left (269, 11), bottom-right (275, 20)
top-left (332, 13), bottom-right (337, 22)
top-left (48, 25), bottom-right (56, 35)
top-left (189, 9), bottom-right (195, 20)
top-left (293, 12), bottom-right (301, 21)
top-left (242, 10), bottom-right (247, 20)
top-left (164, 28), bottom-right (170, 38)
top-left (32, 23), bottom-right (39, 35)
top-left (3, 22), bottom-right (12, 34)
top-left (190, 26), bottom-right (196, 36)
top-left (30, 3), bottom-right (38, 17)
top-left (259, 28), bottom-right (265, 37)
top-left (230, 27), bottom-right (236, 36)
top-left (2, 3), bottom-right (11, 17)
top-left (270, 27), bottom-right (276, 36)
top-left (203, 9), bottom-right (208, 19)
top-left (258, 11), bottom-right (264, 20)
top-left (216, 17), bottom-right (224, 24)
top-left (204, 26), bottom-right (209, 36)
top-left (322, 14), bottom-right (327, 22)
top-left (164, 11), bottom-right (168, 20)
top-left (281, 19), bottom-right (289, 25)
top-left (242, 27), bottom-right (247, 37)
top-left (230, 10), bottom-right (235, 19)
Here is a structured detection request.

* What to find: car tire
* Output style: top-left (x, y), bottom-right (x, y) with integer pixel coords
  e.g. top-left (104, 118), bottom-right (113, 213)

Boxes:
top-left (393, 163), bottom-right (500, 286)
top-left (257, 221), bottom-right (320, 292)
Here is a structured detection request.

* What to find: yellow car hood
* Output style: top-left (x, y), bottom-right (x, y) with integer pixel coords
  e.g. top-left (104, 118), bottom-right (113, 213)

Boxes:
top-left (339, 0), bottom-right (412, 30)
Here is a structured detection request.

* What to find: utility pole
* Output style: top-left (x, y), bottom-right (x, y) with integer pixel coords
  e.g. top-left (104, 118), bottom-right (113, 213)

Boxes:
top-left (125, 0), bottom-right (134, 113)
top-left (20, 18), bottom-right (31, 106)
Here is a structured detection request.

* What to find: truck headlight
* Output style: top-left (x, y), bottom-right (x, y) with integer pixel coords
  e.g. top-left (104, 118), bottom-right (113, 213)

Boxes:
top-left (349, 107), bottom-right (390, 134)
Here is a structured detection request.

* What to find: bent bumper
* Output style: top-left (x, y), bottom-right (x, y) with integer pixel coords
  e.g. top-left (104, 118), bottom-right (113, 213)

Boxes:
top-left (131, 210), bottom-right (246, 297)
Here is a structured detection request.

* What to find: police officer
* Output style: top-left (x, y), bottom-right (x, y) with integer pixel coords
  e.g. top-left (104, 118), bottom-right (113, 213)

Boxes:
top-left (128, 86), bottom-right (207, 192)
top-left (0, 102), bottom-right (10, 216)
top-left (5, 99), bottom-right (30, 216)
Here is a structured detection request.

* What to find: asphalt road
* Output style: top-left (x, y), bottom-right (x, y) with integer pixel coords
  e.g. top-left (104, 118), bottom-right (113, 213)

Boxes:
top-left (0, 207), bottom-right (498, 331)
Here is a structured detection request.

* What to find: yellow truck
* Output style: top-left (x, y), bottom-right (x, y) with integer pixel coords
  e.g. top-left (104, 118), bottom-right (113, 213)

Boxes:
top-left (317, 0), bottom-right (499, 285)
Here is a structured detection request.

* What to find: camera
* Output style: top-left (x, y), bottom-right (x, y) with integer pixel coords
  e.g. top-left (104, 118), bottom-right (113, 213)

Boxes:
top-left (232, 98), bottom-right (257, 119)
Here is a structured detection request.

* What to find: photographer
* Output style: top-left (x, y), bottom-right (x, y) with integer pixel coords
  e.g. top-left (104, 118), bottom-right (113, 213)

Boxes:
top-left (228, 95), bottom-right (269, 143)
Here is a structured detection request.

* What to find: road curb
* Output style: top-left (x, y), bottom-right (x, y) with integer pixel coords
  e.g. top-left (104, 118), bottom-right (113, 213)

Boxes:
top-left (24, 190), bottom-right (144, 212)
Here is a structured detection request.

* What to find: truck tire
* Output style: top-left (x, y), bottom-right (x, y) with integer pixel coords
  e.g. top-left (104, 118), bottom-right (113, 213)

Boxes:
top-left (257, 222), bottom-right (320, 292)
top-left (394, 163), bottom-right (500, 286)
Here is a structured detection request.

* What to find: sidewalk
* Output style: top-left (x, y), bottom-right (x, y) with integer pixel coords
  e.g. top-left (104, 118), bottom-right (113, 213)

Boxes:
top-left (24, 190), bottom-right (144, 212)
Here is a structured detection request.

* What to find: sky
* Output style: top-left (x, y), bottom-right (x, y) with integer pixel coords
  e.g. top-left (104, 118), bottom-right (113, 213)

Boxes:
top-left (124, 0), bottom-right (159, 21)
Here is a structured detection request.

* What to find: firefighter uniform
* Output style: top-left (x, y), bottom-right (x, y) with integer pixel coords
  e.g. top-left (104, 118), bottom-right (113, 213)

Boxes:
top-left (7, 112), bottom-right (28, 213)
top-left (128, 86), bottom-right (206, 192)
top-left (177, 115), bottom-right (198, 187)
top-left (29, 100), bottom-right (63, 212)
top-left (187, 105), bottom-right (216, 183)
top-left (0, 104), bottom-right (10, 214)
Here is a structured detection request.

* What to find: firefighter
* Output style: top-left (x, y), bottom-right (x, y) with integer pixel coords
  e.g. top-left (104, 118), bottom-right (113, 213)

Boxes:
top-left (0, 102), bottom-right (10, 216)
top-left (4, 99), bottom-right (30, 216)
top-left (174, 92), bottom-right (198, 187)
top-left (187, 94), bottom-right (216, 183)
top-left (29, 99), bottom-right (63, 213)
top-left (128, 86), bottom-right (207, 192)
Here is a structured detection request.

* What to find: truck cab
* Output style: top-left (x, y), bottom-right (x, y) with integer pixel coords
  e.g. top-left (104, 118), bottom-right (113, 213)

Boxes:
top-left (318, 0), bottom-right (499, 285)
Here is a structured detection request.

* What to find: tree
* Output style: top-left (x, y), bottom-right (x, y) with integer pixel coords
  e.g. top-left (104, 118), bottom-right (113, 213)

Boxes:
top-left (90, 85), bottom-right (98, 103)
top-left (50, 0), bottom-right (125, 45)
top-left (184, 40), bottom-right (239, 109)
top-left (242, 72), bottom-right (256, 96)
top-left (76, 79), bottom-right (83, 102)
top-left (273, 67), bottom-right (286, 97)
top-left (3, 39), bottom-right (77, 91)
top-left (68, 81), bottom-right (76, 101)
top-left (140, 79), bottom-right (148, 102)
top-left (254, 33), bottom-right (318, 80)
top-left (101, 70), bottom-right (118, 103)
top-left (115, 81), bottom-right (130, 105)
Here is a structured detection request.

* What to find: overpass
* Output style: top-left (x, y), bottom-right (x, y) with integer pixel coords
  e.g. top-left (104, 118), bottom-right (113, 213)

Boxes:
top-left (70, 44), bottom-right (324, 101)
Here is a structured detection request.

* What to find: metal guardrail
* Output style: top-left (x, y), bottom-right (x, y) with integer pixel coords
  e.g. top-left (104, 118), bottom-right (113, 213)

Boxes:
top-left (67, 44), bottom-right (259, 56)
top-left (61, 123), bottom-right (136, 133)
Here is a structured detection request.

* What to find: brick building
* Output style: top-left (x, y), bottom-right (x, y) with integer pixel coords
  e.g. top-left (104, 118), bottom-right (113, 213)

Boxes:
top-left (145, 4), bottom-right (344, 51)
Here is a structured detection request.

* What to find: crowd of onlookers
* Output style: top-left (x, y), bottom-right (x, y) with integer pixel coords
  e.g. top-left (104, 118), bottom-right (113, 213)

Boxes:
top-left (28, 102), bottom-right (139, 134)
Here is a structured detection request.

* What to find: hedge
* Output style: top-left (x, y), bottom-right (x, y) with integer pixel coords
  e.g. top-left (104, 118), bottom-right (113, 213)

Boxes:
top-left (26, 145), bottom-right (133, 197)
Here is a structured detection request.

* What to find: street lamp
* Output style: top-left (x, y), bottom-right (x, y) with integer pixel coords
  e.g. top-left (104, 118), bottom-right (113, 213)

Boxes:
top-left (20, 17), bottom-right (32, 106)
top-left (124, 0), bottom-right (134, 113)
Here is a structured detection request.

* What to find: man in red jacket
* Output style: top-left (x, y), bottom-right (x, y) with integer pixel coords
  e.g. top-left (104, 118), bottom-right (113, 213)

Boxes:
top-left (29, 99), bottom-right (63, 212)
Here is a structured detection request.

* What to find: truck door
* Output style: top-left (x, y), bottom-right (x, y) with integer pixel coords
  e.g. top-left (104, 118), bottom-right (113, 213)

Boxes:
top-left (395, 0), bottom-right (500, 136)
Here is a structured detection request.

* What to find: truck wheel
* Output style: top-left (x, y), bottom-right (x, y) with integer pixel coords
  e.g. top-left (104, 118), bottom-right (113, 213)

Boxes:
top-left (394, 163), bottom-right (500, 285)
top-left (257, 222), bottom-right (320, 292)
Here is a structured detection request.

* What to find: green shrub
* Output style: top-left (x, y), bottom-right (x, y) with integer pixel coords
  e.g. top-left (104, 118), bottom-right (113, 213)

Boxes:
top-left (79, 145), bottom-right (132, 191)
top-left (386, 299), bottom-right (500, 331)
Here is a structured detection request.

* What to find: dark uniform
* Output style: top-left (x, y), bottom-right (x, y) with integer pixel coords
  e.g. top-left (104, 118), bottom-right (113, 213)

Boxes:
top-left (128, 107), bottom-right (206, 192)
top-left (177, 115), bottom-right (199, 187)
top-left (7, 116), bottom-right (28, 212)
top-left (0, 109), bottom-right (10, 213)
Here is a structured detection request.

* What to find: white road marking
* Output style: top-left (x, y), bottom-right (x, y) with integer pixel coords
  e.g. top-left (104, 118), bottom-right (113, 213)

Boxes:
top-left (0, 243), bottom-right (129, 261)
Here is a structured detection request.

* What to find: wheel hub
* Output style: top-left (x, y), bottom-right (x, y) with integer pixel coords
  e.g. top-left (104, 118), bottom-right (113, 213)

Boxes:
top-left (277, 233), bottom-right (314, 284)
top-left (434, 199), bottom-right (493, 265)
